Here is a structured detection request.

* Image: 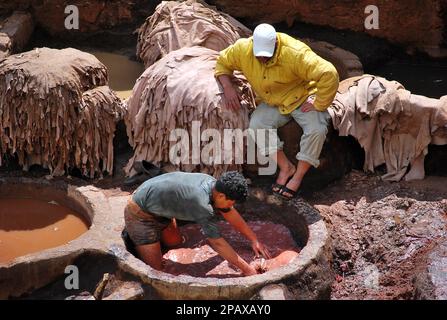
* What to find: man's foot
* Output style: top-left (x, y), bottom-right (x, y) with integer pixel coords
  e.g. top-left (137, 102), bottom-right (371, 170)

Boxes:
top-left (272, 163), bottom-right (296, 193)
top-left (278, 178), bottom-right (302, 200)
top-left (276, 187), bottom-right (297, 200)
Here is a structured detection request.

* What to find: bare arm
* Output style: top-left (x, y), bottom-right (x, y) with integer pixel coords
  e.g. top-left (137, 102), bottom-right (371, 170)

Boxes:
top-left (207, 237), bottom-right (257, 276)
top-left (221, 208), bottom-right (271, 259)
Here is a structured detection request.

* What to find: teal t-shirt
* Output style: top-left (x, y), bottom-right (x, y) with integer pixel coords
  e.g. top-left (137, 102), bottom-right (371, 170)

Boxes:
top-left (132, 172), bottom-right (221, 238)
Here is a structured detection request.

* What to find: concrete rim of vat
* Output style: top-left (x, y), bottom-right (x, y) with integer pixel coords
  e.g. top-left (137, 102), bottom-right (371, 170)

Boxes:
top-left (0, 179), bottom-right (331, 300)
top-left (116, 189), bottom-right (332, 299)
top-left (0, 177), bottom-right (113, 299)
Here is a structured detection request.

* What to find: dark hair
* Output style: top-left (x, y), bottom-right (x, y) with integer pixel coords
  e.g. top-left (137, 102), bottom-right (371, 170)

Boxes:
top-left (215, 171), bottom-right (248, 203)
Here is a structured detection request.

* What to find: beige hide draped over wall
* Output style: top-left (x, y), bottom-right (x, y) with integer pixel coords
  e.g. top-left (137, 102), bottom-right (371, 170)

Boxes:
top-left (126, 0), bottom-right (255, 177)
top-left (124, 46), bottom-right (255, 177)
top-left (328, 75), bottom-right (447, 181)
top-left (136, 0), bottom-right (252, 68)
top-left (0, 47), bottom-right (124, 177)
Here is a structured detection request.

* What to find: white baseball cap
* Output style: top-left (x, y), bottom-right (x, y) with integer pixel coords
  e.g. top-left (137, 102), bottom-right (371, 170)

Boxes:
top-left (253, 23), bottom-right (277, 57)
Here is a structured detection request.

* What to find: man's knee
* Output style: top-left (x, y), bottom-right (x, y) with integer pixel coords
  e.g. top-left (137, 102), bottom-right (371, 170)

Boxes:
top-left (306, 124), bottom-right (328, 140)
top-left (249, 115), bottom-right (264, 130)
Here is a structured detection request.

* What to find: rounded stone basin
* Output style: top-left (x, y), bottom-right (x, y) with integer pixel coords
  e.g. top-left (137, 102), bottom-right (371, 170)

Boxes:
top-left (0, 177), bottom-right (112, 299)
top-left (0, 180), bottom-right (332, 300)
top-left (118, 188), bottom-right (333, 300)
top-left (0, 198), bottom-right (89, 264)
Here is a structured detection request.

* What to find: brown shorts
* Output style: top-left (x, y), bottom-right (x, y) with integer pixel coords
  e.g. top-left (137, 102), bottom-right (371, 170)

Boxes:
top-left (123, 199), bottom-right (171, 246)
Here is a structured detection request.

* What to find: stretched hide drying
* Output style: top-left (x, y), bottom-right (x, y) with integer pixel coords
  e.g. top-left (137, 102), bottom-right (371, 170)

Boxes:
top-left (125, 46), bottom-right (255, 177)
top-left (137, 0), bottom-right (251, 68)
top-left (0, 47), bottom-right (124, 177)
top-left (329, 75), bottom-right (447, 181)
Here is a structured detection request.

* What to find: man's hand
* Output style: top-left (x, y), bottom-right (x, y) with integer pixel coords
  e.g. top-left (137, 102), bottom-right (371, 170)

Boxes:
top-left (223, 86), bottom-right (242, 110)
top-left (252, 240), bottom-right (271, 259)
top-left (301, 95), bottom-right (317, 112)
top-left (242, 264), bottom-right (258, 276)
top-left (217, 74), bottom-right (241, 110)
top-left (207, 237), bottom-right (259, 276)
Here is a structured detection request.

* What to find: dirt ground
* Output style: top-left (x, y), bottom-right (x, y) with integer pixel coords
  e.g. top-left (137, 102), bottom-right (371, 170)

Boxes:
top-left (306, 170), bottom-right (447, 300)
top-left (2, 154), bottom-right (446, 300)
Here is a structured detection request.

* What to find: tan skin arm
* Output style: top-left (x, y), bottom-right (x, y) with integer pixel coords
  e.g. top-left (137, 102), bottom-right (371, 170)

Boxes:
top-left (207, 237), bottom-right (257, 276)
top-left (221, 208), bottom-right (271, 259)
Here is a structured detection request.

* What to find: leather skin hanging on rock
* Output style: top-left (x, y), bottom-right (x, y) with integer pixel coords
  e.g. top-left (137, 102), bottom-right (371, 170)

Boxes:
top-left (136, 0), bottom-right (251, 68)
top-left (0, 47), bottom-right (125, 177)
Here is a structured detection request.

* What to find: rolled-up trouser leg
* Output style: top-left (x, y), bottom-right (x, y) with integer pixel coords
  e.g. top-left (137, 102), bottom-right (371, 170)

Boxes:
top-left (249, 102), bottom-right (291, 156)
top-left (290, 107), bottom-right (330, 168)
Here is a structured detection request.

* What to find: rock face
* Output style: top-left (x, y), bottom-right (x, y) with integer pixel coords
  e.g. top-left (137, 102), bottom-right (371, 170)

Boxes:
top-left (302, 39), bottom-right (363, 80)
top-left (414, 240), bottom-right (447, 300)
top-left (206, 0), bottom-right (447, 57)
top-left (0, 11), bottom-right (34, 58)
top-left (0, 0), bottom-right (158, 35)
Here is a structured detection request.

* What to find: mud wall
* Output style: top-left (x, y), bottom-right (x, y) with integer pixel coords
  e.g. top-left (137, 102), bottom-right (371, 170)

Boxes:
top-left (0, 0), bottom-right (159, 35)
top-left (206, 0), bottom-right (447, 57)
top-left (2, 0), bottom-right (445, 56)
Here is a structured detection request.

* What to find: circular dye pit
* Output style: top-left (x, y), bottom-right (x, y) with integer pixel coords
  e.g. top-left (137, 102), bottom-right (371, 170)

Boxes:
top-left (0, 183), bottom-right (332, 300)
top-left (0, 198), bottom-right (89, 263)
top-left (163, 221), bottom-right (300, 278)
top-left (0, 178), bottom-right (113, 300)
top-left (118, 188), bottom-right (333, 299)
top-left (90, 51), bottom-right (144, 99)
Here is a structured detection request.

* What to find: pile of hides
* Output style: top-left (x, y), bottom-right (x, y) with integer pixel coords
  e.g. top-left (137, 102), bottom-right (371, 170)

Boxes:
top-left (124, 46), bottom-right (256, 177)
top-left (328, 75), bottom-right (447, 181)
top-left (136, 0), bottom-right (251, 68)
top-left (0, 47), bottom-right (124, 177)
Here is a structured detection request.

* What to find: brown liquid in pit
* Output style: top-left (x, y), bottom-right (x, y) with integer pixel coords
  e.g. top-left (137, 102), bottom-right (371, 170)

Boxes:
top-left (163, 221), bottom-right (301, 278)
top-left (90, 51), bottom-right (145, 100)
top-left (0, 198), bottom-right (89, 263)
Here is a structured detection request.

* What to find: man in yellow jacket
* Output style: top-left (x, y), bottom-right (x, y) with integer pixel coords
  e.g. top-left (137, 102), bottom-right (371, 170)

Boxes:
top-left (215, 23), bottom-right (339, 199)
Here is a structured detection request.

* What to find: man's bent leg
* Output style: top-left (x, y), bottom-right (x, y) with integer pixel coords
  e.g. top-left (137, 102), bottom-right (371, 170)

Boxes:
top-left (249, 103), bottom-right (294, 189)
top-left (124, 200), bottom-right (170, 270)
top-left (135, 242), bottom-right (163, 270)
top-left (283, 107), bottom-right (330, 196)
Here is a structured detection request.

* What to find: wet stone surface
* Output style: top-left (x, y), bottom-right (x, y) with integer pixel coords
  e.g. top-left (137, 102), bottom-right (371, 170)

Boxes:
top-left (414, 240), bottom-right (447, 299)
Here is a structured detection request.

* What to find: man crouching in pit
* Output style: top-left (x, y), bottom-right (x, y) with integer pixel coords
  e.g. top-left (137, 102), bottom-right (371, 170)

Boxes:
top-left (123, 171), bottom-right (271, 276)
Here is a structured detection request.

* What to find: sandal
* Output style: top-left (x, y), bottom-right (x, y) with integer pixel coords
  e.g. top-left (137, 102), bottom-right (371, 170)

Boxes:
top-left (272, 183), bottom-right (285, 193)
top-left (276, 186), bottom-right (298, 200)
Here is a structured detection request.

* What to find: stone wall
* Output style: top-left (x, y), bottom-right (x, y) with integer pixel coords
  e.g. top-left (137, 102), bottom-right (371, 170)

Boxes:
top-left (206, 0), bottom-right (447, 57)
top-left (0, 0), bottom-right (159, 35)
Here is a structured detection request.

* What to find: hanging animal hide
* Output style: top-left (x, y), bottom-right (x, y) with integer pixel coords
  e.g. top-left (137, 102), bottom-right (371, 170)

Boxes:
top-left (136, 0), bottom-right (251, 68)
top-left (0, 47), bottom-right (124, 177)
top-left (124, 46), bottom-right (256, 177)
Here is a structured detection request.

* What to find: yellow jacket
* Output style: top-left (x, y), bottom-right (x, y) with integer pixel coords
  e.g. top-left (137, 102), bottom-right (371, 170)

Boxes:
top-left (215, 33), bottom-right (339, 114)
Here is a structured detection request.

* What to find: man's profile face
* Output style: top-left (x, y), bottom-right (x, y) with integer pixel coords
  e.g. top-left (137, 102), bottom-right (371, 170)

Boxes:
top-left (254, 40), bottom-right (276, 64)
top-left (256, 56), bottom-right (270, 64)
top-left (213, 192), bottom-right (235, 212)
